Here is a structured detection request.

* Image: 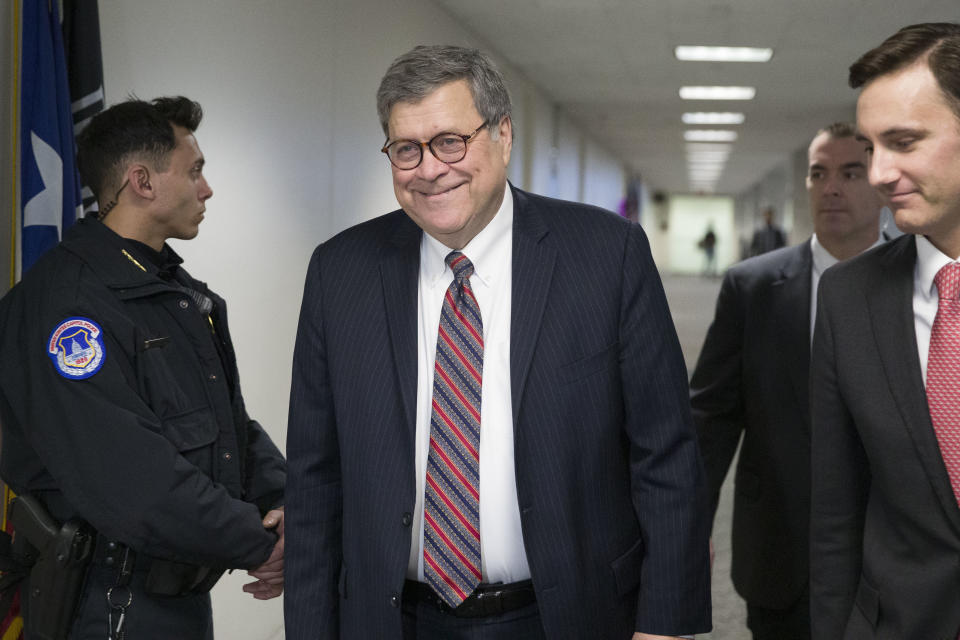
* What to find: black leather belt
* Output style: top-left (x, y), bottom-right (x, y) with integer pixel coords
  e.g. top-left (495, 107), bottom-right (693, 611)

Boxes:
top-left (402, 579), bottom-right (536, 618)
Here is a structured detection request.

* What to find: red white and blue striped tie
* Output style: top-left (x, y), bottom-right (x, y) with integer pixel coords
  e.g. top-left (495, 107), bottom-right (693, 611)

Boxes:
top-left (424, 251), bottom-right (483, 607)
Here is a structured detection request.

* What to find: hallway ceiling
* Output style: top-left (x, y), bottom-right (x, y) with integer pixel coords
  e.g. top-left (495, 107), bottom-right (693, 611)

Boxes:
top-left (431, 0), bottom-right (959, 196)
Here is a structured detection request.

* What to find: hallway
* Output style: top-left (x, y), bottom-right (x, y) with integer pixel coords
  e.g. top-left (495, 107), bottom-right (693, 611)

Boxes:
top-left (661, 273), bottom-right (748, 640)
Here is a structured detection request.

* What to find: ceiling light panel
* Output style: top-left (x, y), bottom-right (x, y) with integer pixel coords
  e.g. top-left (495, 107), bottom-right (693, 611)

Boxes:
top-left (684, 130), bottom-right (738, 142)
top-left (675, 46), bottom-right (773, 62)
top-left (680, 86), bottom-right (756, 100)
top-left (686, 143), bottom-right (733, 153)
top-left (687, 153), bottom-right (730, 163)
top-left (682, 112), bottom-right (745, 125)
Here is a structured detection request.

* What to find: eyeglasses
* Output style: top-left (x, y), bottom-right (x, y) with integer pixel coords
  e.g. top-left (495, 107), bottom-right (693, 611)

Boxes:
top-left (381, 121), bottom-right (490, 170)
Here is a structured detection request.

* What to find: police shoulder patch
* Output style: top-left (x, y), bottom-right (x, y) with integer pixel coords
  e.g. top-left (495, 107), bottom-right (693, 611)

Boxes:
top-left (47, 317), bottom-right (106, 380)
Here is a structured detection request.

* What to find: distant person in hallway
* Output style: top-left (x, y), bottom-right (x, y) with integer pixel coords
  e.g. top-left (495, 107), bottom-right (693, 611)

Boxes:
top-left (698, 225), bottom-right (718, 276)
top-left (810, 22), bottom-right (960, 638)
top-left (283, 44), bottom-right (711, 640)
top-left (690, 122), bottom-right (884, 640)
top-left (748, 207), bottom-right (787, 256)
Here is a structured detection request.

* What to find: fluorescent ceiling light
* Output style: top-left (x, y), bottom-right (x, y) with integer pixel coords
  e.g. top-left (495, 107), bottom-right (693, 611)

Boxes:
top-left (689, 165), bottom-right (724, 173)
top-left (687, 153), bottom-right (730, 162)
top-left (689, 171), bottom-right (723, 180)
top-left (675, 46), bottom-right (773, 62)
top-left (682, 112), bottom-right (745, 125)
top-left (684, 129), bottom-right (738, 142)
top-left (687, 165), bottom-right (725, 174)
top-left (680, 86), bottom-right (756, 100)
top-left (686, 143), bottom-right (733, 153)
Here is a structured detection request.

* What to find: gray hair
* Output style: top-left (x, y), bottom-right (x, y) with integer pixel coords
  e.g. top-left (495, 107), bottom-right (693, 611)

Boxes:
top-left (376, 45), bottom-right (512, 139)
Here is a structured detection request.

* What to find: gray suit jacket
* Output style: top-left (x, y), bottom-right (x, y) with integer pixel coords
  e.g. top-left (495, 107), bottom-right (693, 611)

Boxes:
top-left (283, 186), bottom-right (712, 639)
top-left (690, 241), bottom-right (812, 609)
top-left (811, 234), bottom-right (960, 638)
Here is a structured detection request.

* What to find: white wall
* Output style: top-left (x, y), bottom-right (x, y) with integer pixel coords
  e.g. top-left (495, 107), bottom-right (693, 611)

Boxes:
top-left (89, 0), bottom-right (630, 638)
top-left (581, 138), bottom-right (626, 213)
top-left (554, 114), bottom-right (583, 202)
top-left (523, 89), bottom-right (556, 197)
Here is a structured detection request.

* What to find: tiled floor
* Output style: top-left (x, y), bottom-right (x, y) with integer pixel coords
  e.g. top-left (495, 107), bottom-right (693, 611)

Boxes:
top-left (661, 273), bottom-right (749, 640)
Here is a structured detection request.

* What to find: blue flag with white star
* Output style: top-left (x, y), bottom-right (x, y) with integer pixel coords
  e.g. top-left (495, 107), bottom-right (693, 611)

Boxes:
top-left (19, 0), bottom-right (82, 275)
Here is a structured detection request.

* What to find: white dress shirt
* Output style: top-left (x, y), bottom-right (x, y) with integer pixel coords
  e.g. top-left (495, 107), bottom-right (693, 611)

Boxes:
top-left (407, 185), bottom-right (531, 584)
top-left (810, 233), bottom-right (885, 341)
top-left (914, 235), bottom-right (956, 385)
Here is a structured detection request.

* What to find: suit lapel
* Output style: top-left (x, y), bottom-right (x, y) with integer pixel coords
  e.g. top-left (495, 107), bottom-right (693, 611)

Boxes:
top-left (380, 215), bottom-right (422, 439)
top-left (772, 243), bottom-right (813, 432)
top-left (509, 188), bottom-right (556, 426)
top-left (866, 236), bottom-right (960, 533)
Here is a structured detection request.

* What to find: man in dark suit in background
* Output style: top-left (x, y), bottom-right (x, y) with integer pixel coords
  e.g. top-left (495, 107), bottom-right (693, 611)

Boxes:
top-left (810, 22), bottom-right (960, 638)
top-left (748, 207), bottom-right (787, 257)
top-left (284, 45), bottom-right (711, 640)
top-left (691, 122), bottom-right (883, 639)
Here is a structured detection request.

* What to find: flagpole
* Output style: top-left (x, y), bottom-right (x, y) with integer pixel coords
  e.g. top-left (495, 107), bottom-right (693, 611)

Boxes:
top-left (9, 0), bottom-right (20, 291)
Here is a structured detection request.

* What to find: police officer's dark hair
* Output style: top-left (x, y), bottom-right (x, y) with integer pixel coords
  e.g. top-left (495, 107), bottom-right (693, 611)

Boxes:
top-left (849, 23), bottom-right (960, 119)
top-left (817, 122), bottom-right (856, 139)
top-left (376, 45), bottom-right (512, 140)
top-left (76, 96), bottom-right (203, 203)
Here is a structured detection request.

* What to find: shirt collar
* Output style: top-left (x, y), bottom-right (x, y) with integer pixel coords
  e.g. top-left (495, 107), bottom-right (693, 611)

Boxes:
top-left (810, 232), bottom-right (885, 274)
top-left (916, 234), bottom-right (955, 299)
top-left (810, 234), bottom-right (839, 275)
top-left (421, 182), bottom-right (512, 289)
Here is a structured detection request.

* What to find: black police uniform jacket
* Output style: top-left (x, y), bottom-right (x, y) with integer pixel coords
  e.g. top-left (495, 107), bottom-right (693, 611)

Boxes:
top-left (0, 217), bottom-right (286, 571)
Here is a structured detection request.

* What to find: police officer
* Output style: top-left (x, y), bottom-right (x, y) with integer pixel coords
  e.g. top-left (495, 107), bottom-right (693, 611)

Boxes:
top-left (0, 97), bottom-right (286, 639)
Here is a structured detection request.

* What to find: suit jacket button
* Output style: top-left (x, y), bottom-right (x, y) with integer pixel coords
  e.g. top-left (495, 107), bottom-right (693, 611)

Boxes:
top-left (401, 512), bottom-right (412, 527)
top-left (390, 595), bottom-right (400, 608)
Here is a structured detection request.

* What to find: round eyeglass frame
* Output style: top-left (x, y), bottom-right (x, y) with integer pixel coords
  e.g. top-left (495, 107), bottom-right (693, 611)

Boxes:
top-left (380, 121), bottom-right (490, 170)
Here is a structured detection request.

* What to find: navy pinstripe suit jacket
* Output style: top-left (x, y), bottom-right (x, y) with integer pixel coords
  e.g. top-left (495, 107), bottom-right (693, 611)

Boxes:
top-left (284, 186), bottom-right (712, 639)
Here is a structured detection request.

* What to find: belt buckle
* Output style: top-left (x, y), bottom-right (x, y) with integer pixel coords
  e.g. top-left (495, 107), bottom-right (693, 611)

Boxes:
top-left (474, 586), bottom-right (504, 616)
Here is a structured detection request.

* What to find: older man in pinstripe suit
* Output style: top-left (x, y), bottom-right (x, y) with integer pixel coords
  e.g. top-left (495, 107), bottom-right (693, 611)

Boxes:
top-left (284, 44), bottom-right (711, 640)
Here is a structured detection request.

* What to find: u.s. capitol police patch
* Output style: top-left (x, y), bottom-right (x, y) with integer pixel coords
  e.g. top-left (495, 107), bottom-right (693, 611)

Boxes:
top-left (47, 317), bottom-right (105, 379)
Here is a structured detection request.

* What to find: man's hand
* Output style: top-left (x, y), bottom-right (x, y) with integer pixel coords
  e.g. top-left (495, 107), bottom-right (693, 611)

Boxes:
top-left (243, 508), bottom-right (284, 600)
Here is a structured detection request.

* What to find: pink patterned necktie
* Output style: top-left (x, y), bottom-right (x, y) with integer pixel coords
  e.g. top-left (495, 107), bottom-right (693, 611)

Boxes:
top-left (927, 262), bottom-right (960, 504)
top-left (423, 251), bottom-right (483, 607)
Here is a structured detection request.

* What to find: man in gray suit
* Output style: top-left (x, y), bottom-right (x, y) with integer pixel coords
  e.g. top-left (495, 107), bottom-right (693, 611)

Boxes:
top-left (811, 22), bottom-right (960, 638)
top-left (284, 45), bottom-right (710, 640)
top-left (691, 122), bottom-right (883, 639)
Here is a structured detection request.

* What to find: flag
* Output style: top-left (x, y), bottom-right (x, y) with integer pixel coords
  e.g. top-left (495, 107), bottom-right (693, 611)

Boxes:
top-left (62, 0), bottom-right (104, 216)
top-left (18, 0), bottom-right (82, 276)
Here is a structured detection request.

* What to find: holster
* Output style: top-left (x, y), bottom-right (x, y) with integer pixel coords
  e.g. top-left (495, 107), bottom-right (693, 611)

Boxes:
top-left (144, 559), bottom-right (224, 596)
top-left (9, 495), bottom-right (94, 640)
